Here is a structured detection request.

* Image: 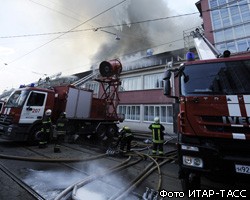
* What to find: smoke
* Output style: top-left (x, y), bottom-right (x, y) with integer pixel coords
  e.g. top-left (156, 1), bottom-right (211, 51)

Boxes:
top-left (90, 0), bottom-right (203, 64)
top-left (90, 0), bottom-right (177, 63)
top-left (58, 0), bottom-right (201, 68)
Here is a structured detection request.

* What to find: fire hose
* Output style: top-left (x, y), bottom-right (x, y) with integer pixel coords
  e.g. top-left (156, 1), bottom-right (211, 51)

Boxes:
top-left (0, 153), bottom-right (107, 163)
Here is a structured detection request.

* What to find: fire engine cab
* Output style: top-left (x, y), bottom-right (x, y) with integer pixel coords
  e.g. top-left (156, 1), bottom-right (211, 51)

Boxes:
top-left (163, 28), bottom-right (250, 191)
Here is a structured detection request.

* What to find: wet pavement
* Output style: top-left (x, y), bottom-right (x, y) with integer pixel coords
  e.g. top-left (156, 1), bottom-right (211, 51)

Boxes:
top-left (0, 138), bottom-right (180, 200)
top-left (2, 137), bottom-right (249, 200)
top-left (0, 169), bottom-right (36, 200)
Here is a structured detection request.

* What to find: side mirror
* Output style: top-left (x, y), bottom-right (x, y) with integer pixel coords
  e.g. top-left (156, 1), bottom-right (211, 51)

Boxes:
top-left (163, 70), bottom-right (172, 96)
top-left (163, 70), bottom-right (171, 80)
top-left (164, 80), bottom-right (171, 96)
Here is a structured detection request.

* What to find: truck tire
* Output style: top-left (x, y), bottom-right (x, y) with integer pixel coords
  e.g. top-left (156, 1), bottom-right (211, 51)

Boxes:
top-left (96, 124), bottom-right (107, 140)
top-left (28, 125), bottom-right (43, 145)
top-left (106, 124), bottom-right (118, 138)
top-left (181, 173), bottom-right (201, 193)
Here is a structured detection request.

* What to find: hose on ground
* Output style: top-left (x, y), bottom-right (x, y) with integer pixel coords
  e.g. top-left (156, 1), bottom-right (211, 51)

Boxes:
top-left (0, 153), bottom-right (107, 163)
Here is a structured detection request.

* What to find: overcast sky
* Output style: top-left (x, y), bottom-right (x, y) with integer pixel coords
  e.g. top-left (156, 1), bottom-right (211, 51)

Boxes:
top-left (0, 0), bottom-right (201, 93)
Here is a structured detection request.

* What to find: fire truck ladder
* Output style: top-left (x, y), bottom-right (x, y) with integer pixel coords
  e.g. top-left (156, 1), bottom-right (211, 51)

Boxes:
top-left (191, 27), bottom-right (221, 60)
top-left (72, 70), bottom-right (98, 87)
top-left (184, 27), bottom-right (221, 60)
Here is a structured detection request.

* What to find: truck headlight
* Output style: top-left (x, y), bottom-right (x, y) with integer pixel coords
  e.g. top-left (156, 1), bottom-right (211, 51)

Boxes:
top-left (181, 144), bottom-right (199, 152)
top-left (183, 156), bottom-right (203, 168)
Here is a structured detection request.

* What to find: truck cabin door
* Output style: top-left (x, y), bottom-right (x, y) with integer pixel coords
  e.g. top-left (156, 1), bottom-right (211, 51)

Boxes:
top-left (19, 91), bottom-right (47, 124)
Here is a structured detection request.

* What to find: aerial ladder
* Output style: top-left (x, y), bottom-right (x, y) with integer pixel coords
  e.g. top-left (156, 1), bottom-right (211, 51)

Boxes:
top-left (187, 27), bottom-right (222, 60)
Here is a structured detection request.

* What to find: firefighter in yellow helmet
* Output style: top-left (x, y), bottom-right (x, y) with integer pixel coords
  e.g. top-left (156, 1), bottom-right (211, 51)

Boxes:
top-left (148, 117), bottom-right (165, 156)
top-left (39, 109), bottom-right (52, 148)
top-left (117, 126), bottom-right (134, 154)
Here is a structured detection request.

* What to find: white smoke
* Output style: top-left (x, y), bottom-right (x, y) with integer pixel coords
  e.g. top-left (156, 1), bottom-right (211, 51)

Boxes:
top-left (88, 0), bottom-right (201, 63)
top-left (53, 0), bottom-right (201, 71)
top-left (111, 0), bottom-right (132, 31)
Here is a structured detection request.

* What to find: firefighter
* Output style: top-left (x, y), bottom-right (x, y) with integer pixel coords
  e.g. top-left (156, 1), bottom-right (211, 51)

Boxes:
top-left (39, 109), bottom-right (52, 148)
top-left (116, 126), bottom-right (134, 154)
top-left (54, 112), bottom-right (68, 153)
top-left (148, 117), bottom-right (165, 156)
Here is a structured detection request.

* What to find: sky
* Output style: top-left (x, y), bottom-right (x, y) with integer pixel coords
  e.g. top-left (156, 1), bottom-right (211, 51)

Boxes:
top-left (0, 0), bottom-right (201, 94)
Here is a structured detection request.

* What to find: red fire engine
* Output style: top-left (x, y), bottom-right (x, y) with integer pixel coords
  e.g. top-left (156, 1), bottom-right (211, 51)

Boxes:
top-left (0, 60), bottom-right (123, 144)
top-left (164, 28), bottom-right (250, 191)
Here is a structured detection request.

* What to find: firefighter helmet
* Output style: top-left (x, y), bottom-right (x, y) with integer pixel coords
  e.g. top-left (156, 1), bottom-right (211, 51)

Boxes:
top-left (45, 109), bottom-right (52, 116)
top-left (154, 117), bottom-right (160, 123)
top-left (122, 126), bottom-right (131, 133)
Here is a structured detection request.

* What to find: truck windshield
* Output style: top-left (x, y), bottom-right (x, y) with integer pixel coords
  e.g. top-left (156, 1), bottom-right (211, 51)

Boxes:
top-left (5, 90), bottom-right (29, 108)
top-left (181, 59), bottom-right (250, 96)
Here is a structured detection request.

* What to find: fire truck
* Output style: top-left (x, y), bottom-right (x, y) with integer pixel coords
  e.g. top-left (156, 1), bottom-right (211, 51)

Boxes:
top-left (163, 28), bottom-right (250, 191)
top-left (0, 60), bottom-right (123, 144)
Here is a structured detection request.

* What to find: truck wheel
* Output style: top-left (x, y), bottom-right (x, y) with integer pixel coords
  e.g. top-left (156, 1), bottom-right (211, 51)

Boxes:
top-left (28, 125), bottom-right (43, 145)
top-left (181, 173), bottom-right (201, 193)
top-left (106, 124), bottom-right (118, 138)
top-left (96, 124), bottom-right (107, 140)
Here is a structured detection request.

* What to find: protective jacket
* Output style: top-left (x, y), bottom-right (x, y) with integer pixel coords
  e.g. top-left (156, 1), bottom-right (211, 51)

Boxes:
top-left (148, 123), bottom-right (165, 143)
top-left (117, 127), bottom-right (134, 152)
top-left (41, 116), bottom-right (52, 134)
top-left (56, 117), bottom-right (68, 135)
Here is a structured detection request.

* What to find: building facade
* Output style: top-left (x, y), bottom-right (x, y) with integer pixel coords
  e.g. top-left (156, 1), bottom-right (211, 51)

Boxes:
top-left (84, 50), bottom-right (186, 134)
top-left (196, 0), bottom-right (250, 54)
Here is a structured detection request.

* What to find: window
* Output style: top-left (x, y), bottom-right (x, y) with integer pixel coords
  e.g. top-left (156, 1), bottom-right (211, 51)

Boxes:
top-left (224, 28), bottom-right (234, 41)
top-left (240, 3), bottom-right (249, 13)
top-left (220, 8), bottom-right (229, 18)
top-left (222, 17), bottom-right (231, 27)
top-left (226, 42), bottom-right (237, 53)
top-left (244, 23), bottom-right (250, 36)
top-left (242, 12), bottom-right (250, 22)
top-left (215, 43), bottom-right (227, 54)
top-left (180, 59), bottom-right (250, 96)
top-left (237, 40), bottom-right (248, 52)
top-left (232, 14), bottom-right (242, 25)
top-left (213, 19), bottom-right (223, 29)
top-left (120, 76), bottom-right (141, 91)
top-left (143, 105), bottom-right (173, 123)
top-left (214, 31), bottom-right (224, 43)
top-left (221, 8), bottom-right (231, 27)
top-left (144, 73), bottom-right (164, 89)
top-left (218, 0), bottom-right (226, 6)
top-left (27, 92), bottom-right (45, 106)
top-left (230, 3), bottom-right (241, 25)
top-left (209, 0), bottom-right (218, 9)
top-left (118, 105), bottom-right (140, 121)
top-left (212, 10), bottom-right (220, 21)
top-left (230, 6), bottom-right (240, 16)
top-left (6, 90), bottom-right (29, 107)
top-left (234, 25), bottom-right (245, 39)
top-left (211, 10), bottom-right (222, 29)
top-left (240, 1), bottom-right (250, 22)
top-left (167, 106), bottom-right (173, 123)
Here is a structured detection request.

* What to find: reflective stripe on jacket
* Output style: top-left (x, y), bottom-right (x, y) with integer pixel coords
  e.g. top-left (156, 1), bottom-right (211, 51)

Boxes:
top-left (41, 117), bottom-right (52, 133)
top-left (149, 123), bottom-right (164, 143)
top-left (56, 117), bottom-right (68, 133)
